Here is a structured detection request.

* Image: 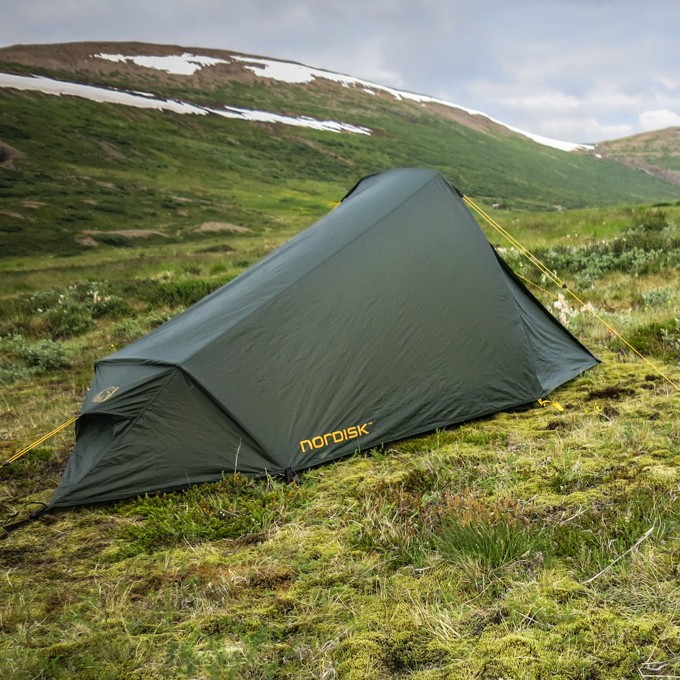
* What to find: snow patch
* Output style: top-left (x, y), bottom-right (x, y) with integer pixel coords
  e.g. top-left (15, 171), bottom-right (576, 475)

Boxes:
top-left (0, 73), bottom-right (210, 114)
top-left (9, 47), bottom-right (595, 152)
top-left (232, 55), bottom-right (593, 152)
top-left (0, 73), bottom-right (371, 135)
top-left (95, 52), bottom-right (229, 76)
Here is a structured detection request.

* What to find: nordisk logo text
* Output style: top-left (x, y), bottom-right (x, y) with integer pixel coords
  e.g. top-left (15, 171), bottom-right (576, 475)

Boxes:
top-left (300, 422), bottom-right (372, 453)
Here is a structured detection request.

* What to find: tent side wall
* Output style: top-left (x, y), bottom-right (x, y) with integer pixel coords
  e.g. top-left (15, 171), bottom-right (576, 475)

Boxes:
top-left (185, 171), bottom-right (593, 473)
top-left (493, 253), bottom-right (599, 392)
top-left (50, 366), bottom-right (272, 507)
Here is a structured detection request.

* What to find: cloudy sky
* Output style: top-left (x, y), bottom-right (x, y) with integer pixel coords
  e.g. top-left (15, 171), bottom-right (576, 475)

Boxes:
top-left (2, 0), bottom-right (679, 144)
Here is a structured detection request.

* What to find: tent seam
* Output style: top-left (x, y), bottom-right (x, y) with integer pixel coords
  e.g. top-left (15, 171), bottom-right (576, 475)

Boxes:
top-left (175, 365), bottom-right (279, 470)
top-left (185, 170), bottom-right (444, 362)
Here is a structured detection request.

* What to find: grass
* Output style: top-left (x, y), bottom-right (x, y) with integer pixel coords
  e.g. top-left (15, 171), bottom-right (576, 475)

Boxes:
top-left (2, 76), bottom-right (680, 677)
top-left (3, 359), bottom-right (679, 678)
top-left (3, 80), bottom-right (680, 257)
top-left (1, 197), bottom-right (680, 677)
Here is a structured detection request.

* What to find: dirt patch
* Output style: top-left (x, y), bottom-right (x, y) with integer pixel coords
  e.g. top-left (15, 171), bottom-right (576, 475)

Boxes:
top-left (420, 101), bottom-right (517, 137)
top-left (0, 209), bottom-right (32, 221)
top-left (587, 386), bottom-right (636, 400)
top-left (76, 236), bottom-right (99, 247)
top-left (283, 134), bottom-right (354, 165)
top-left (77, 229), bottom-right (167, 246)
top-left (95, 140), bottom-right (129, 163)
top-left (21, 200), bottom-right (46, 209)
top-left (0, 140), bottom-right (24, 167)
top-left (195, 222), bottom-right (250, 234)
top-left (83, 229), bottom-right (166, 238)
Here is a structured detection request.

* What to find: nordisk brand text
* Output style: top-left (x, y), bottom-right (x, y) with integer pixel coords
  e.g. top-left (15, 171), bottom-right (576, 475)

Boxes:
top-left (300, 422), bottom-right (372, 453)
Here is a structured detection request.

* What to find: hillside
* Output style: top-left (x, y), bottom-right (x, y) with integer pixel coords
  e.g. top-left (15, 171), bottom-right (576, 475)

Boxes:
top-left (1, 42), bottom-right (680, 259)
top-left (1, 42), bottom-right (680, 679)
top-left (596, 128), bottom-right (680, 183)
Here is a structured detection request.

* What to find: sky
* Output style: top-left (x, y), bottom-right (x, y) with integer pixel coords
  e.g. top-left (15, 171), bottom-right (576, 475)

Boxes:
top-left (2, 0), bottom-right (680, 144)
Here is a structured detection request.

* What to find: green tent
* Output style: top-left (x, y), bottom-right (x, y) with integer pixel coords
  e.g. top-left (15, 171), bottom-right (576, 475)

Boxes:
top-left (50, 168), bottom-right (598, 507)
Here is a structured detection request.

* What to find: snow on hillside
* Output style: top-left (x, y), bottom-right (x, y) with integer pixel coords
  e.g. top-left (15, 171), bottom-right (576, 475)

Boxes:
top-left (94, 51), bottom-right (592, 153)
top-left (0, 72), bottom-right (371, 135)
top-left (96, 52), bottom-right (229, 76)
top-left (0, 49), bottom-right (592, 151)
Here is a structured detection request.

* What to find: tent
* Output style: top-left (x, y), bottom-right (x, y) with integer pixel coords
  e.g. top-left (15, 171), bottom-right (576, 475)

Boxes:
top-left (50, 168), bottom-right (598, 508)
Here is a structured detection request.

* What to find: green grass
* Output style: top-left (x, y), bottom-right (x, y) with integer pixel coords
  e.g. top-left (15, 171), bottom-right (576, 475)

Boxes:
top-left (1, 215), bottom-right (680, 677)
top-left (2, 76), bottom-right (680, 678)
top-left (2, 80), bottom-right (680, 258)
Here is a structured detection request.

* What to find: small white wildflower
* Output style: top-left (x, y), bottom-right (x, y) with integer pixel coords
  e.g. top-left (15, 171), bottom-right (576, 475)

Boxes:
top-left (553, 294), bottom-right (576, 325)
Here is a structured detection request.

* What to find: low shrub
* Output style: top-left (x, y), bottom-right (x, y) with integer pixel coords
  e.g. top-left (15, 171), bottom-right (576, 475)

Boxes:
top-left (41, 302), bottom-right (95, 338)
top-left (16, 338), bottom-right (70, 370)
top-left (110, 318), bottom-right (144, 344)
top-left (25, 283), bottom-right (132, 338)
top-left (532, 214), bottom-right (680, 286)
top-left (630, 207), bottom-right (668, 232)
top-left (0, 333), bottom-right (70, 383)
top-left (115, 276), bottom-right (228, 308)
top-left (633, 289), bottom-right (673, 309)
top-left (625, 317), bottom-right (680, 360)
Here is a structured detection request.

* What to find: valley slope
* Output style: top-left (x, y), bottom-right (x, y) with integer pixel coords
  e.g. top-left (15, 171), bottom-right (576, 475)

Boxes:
top-left (1, 41), bottom-right (680, 258)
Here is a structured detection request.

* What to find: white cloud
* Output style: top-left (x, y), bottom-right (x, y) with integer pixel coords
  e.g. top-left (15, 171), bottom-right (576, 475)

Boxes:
top-left (653, 75), bottom-right (679, 91)
top-left (639, 109), bottom-right (680, 131)
top-left (501, 92), bottom-right (582, 112)
top-left (540, 118), bottom-right (633, 144)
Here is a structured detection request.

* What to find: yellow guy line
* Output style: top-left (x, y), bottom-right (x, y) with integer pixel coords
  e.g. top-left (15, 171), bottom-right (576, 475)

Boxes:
top-left (515, 272), bottom-right (554, 297)
top-left (3, 416), bottom-right (78, 466)
top-left (463, 195), bottom-right (680, 392)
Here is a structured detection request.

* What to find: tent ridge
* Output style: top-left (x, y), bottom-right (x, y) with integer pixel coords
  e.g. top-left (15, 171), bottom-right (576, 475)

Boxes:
top-left (190, 170), bottom-right (444, 361)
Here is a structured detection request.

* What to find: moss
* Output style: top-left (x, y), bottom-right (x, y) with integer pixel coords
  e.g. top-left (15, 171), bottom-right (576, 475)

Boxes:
top-left (3, 190), bottom-right (680, 678)
top-left (473, 633), bottom-right (551, 679)
top-left (334, 624), bottom-right (451, 678)
top-left (385, 629), bottom-right (450, 672)
top-left (539, 573), bottom-right (589, 604)
top-left (548, 612), bottom-right (641, 675)
top-left (335, 631), bottom-right (390, 679)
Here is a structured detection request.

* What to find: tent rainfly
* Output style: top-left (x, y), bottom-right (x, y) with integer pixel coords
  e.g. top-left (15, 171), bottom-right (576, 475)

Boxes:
top-left (50, 168), bottom-right (598, 508)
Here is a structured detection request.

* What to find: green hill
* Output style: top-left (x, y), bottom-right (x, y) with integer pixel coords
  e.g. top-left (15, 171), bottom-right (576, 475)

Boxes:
top-left (1, 42), bottom-right (680, 258)
top-left (1, 43), bottom-right (679, 679)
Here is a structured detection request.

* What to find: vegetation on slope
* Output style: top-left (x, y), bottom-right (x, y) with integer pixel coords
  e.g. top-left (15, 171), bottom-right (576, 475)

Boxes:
top-left (1, 50), bottom-right (680, 677)
top-left (597, 128), bottom-right (680, 180)
top-left (1, 200), bottom-right (679, 678)
top-left (3, 41), bottom-right (680, 263)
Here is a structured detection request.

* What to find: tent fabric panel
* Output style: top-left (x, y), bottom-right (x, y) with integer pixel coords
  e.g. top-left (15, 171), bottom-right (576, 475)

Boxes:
top-left (498, 266), bottom-right (599, 392)
top-left (186, 172), bottom-right (546, 468)
top-left (49, 369), bottom-right (270, 508)
top-left (106, 169), bottom-right (440, 366)
top-left (81, 362), bottom-right (175, 417)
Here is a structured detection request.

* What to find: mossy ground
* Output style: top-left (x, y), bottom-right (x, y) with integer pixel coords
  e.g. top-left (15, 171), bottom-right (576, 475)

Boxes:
top-left (2, 360), bottom-right (679, 679)
top-left (2, 204), bottom-right (679, 678)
